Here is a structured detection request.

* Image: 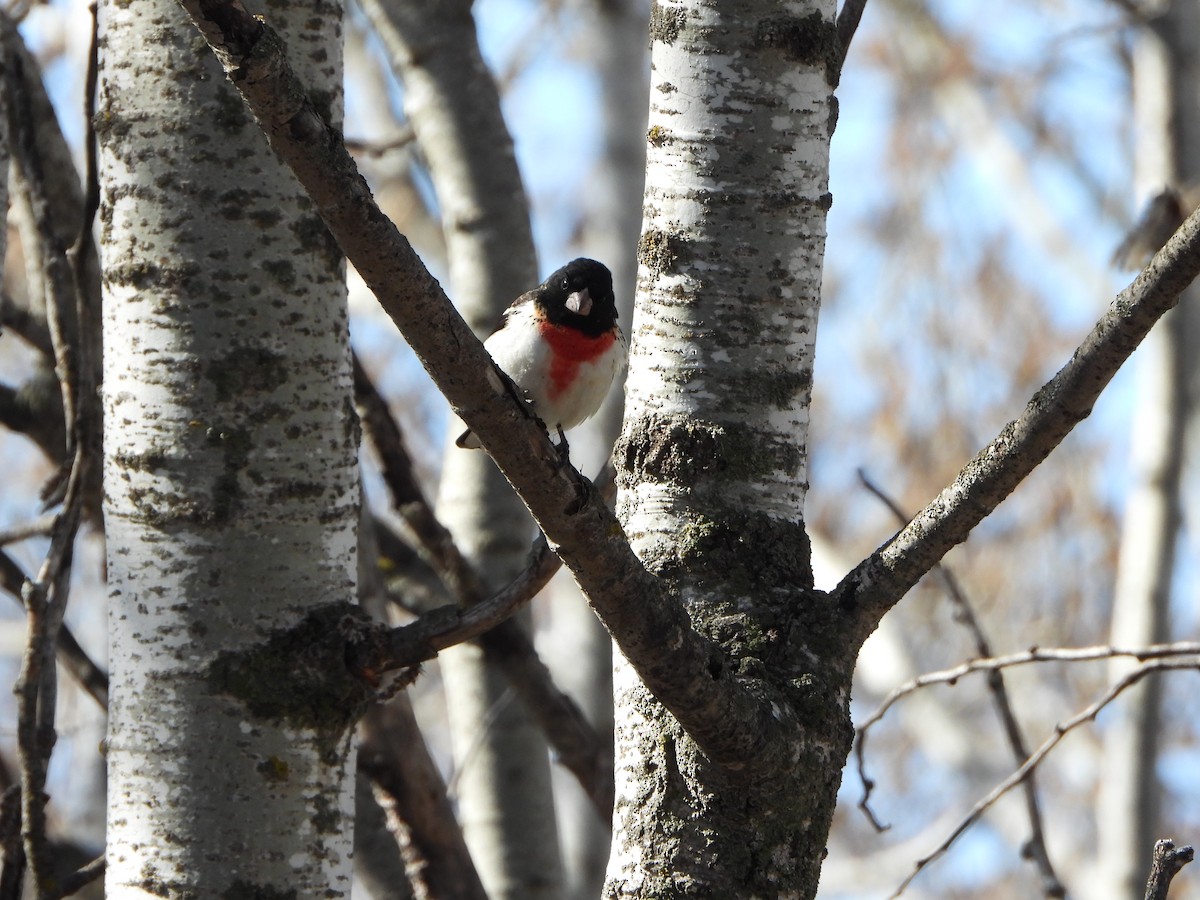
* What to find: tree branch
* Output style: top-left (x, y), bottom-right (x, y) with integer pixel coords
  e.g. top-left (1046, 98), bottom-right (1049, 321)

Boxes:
top-left (858, 471), bottom-right (1064, 897)
top-left (1144, 839), bottom-right (1193, 900)
top-left (179, 0), bottom-right (786, 772)
top-left (888, 659), bottom-right (1199, 898)
top-left (838, 201), bottom-right (1200, 643)
top-left (355, 356), bottom-right (614, 814)
top-left (50, 854), bottom-right (105, 900)
top-left (834, 0), bottom-right (870, 79)
top-left (858, 642), bottom-right (1200, 734)
top-left (0, 547), bottom-right (108, 709)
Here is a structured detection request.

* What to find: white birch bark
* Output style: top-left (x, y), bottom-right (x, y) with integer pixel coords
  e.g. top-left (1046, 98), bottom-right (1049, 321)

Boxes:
top-left (357, 2), bottom-right (562, 896)
top-left (100, 2), bottom-right (360, 895)
top-left (611, 0), bottom-right (838, 894)
top-left (1095, 2), bottom-right (1200, 895)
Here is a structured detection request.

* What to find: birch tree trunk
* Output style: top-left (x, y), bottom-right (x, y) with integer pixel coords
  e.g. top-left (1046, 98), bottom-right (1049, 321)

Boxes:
top-left (1096, 2), bottom-right (1200, 894)
top-left (99, 2), bottom-right (360, 895)
top-left (358, 2), bottom-right (562, 896)
top-left (611, 0), bottom-right (839, 894)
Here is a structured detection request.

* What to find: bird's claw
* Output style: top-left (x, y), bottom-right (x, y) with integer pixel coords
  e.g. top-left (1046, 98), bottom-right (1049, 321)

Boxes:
top-left (555, 426), bottom-right (571, 466)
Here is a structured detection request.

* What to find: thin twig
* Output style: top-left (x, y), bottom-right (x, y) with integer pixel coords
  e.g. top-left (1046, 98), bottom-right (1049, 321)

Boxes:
top-left (890, 658), bottom-right (1200, 898)
top-left (384, 535), bottom-right (559, 666)
top-left (0, 516), bottom-right (56, 546)
top-left (0, 549), bottom-right (108, 709)
top-left (343, 127), bottom-right (415, 157)
top-left (1143, 839), bottom-right (1193, 900)
top-left (2, 27), bottom-right (73, 891)
top-left (2, 13), bottom-right (100, 891)
top-left (857, 471), bottom-right (1065, 897)
top-left (7, 41), bottom-right (78, 467)
top-left (353, 352), bottom-right (486, 601)
top-left (860, 643), bottom-right (1200, 731)
top-left (48, 854), bottom-right (105, 900)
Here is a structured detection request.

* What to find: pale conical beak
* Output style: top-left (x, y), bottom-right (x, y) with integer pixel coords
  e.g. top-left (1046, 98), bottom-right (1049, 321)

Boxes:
top-left (565, 288), bottom-right (592, 316)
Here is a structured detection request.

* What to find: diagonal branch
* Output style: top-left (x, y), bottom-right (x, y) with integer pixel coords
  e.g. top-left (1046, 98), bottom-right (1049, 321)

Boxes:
top-left (179, 0), bottom-right (786, 772)
top-left (834, 0), bottom-right (870, 79)
top-left (838, 201), bottom-right (1200, 643)
top-left (355, 356), bottom-right (614, 814)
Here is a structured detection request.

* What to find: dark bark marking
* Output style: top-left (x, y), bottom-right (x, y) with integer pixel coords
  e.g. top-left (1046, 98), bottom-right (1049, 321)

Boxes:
top-left (206, 603), bottom-right (377, 743)
top-left (649, 2), bottom-right (686, 45)
top-left (638, 227), bottom-right (688, 275)
top-left (752, 12), bottom-right (840, 85)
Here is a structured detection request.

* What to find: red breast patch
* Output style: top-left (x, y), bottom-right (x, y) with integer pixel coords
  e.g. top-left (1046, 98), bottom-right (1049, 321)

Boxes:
top-left (540, 322), bottom-right (616, 399)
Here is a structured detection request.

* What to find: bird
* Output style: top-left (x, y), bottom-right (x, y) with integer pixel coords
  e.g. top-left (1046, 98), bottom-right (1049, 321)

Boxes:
top-left (456, 257), bottom-right (627, 451)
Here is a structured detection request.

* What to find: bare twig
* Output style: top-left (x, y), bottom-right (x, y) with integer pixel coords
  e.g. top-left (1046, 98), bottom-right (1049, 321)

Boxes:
top-left (0, 515), bottom-right (56, 546)
top-left (890, 659), bottom-right (1200, 898)
top-left (384, 535), bottom-right (559, 666)
top-left (7, 43), bottom-right (78, 468)
top-left (0, 377), bottom-right (64, 465)
top-left (1144, 839), bottom-right (1193, 900)
top-left (0, 549), bottom-right (108, 709)
top-left (50, 854), bottom-right (105, 900)
top-left (1, 11), bottom-right (102, 891)
top-left (861, 643), bottom-right (1200, 729)
top-left (343, 128), bottom-right (416, 157)
top-left (353, 353), bottom-right (486, 602)
top-left (355, 504), bottom-right (487, 899)
top-left (359, 705), bottom-right (489, 900)
top-left (0, 292), bottom-right (53, 358)
top-left (2, 26), bottom-right (79, 893)
top-left (857, 471), bottom-right (1065, 897)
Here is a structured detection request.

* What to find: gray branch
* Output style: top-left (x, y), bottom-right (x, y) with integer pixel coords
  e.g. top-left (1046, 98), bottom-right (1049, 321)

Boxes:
top-left (1144, 839), bottom-right (1193, 900)
top-left (838, 201), bottom-right (1200, 645)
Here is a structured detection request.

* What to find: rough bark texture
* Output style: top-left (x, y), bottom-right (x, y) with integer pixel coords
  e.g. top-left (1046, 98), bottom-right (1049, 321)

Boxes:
top-left (357, 1), bottom-right (562, 896)
top-left (100, 1), bottom-right (360, 895)
top-left (610, 1), bottom-right (843, 895)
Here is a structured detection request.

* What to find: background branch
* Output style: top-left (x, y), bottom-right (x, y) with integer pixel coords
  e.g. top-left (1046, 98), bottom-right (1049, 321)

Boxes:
top-left (890, 658), bottom-right (1200, 898)
top-left (857, 470), bottom-right (1064, 897)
